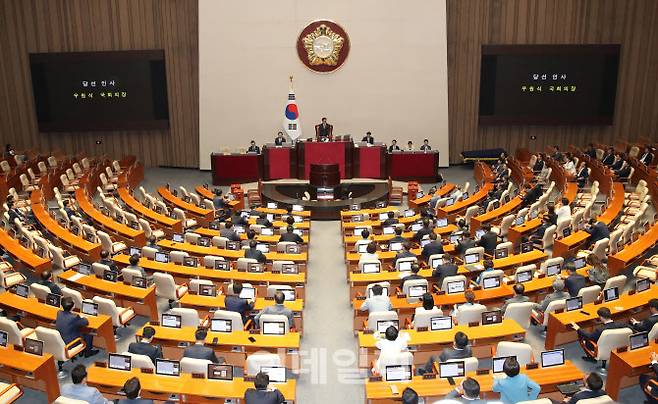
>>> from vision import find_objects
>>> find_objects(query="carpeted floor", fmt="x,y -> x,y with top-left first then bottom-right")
13,165 -> 645,403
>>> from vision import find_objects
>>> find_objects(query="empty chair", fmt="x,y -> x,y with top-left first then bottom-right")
536,225 -> 556,251
92,263 -> 112,278
578,285 -> 602,305
577,396 -> 615,404
555,218 -> 571,238
503,302 -> 534,328
99,173 -> 116,192
173,208 -> 197,229
463,206 -> 480,225
495,242 -> 513,257
395,256 -> 418,271
169,250 -> 190,265
122,352 -> 155,370
165,308 -> 204,328
375,351 -> 413,376
276,241 -> 297,253
139,219 -> 165,240
184,232 -> 201,245
495,341 -> 534,367
212,309 -> 246,331
402,278 -> 428,299
49,245 -> 81,270
180,357 -> 213,376
92,296 -> 136,328
478,269 -> 504,286
455,304 -> 487,325
141,246 -> 158,260
0,317 -> 35,347
366,311 -> 399,332
257,314 -> 290,335
463,246 -> 484,262
590,238 -> 609,260
152,272 -> 188,307
211,236 -> 229,248
603,275 -> 627,292
30,283 -> 51,301
539,257 -> 564,275
441,275 -> 468,292
19,174 -> 37,192
541,299 -> 566,327
0,382 -> 22,403
0,264 -> 26,289
358,259 -> 382,274
59,175 -> 78,193
413,307 -> 444,330
47,156 -> 57,168
237,257 -> 259,271
648,322 -> 658,341
97,230 -> 127,255
203,255 -> 226,269
245,353 -> 282,376
34,327 -> 86,378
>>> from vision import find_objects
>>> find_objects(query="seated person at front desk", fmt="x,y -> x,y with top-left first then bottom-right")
38,270 -> 62,296
119,377 -> 153,404
388,139 -> 400,152
420,139 -> 432,151
280,225 -> 303,243
382,212 -> 399,227
419,331 -> 472,375
225,281 -> 255,323
361,131 -> 374,144
501,283 -> 530,315
274,131 -> 287,146
183,328 -> 223,364
255,291 -> 294,329
61,364 -> 111,404
631,298 -> 658,332
432,254 -> 458,287
315,117 -> 333,142
220,221 -> 241,242
445,377 -> 486,403
128,326 -> 162,365
421,232 -> 444,260
563,373 -> 606,404
531,279 -> 570,322
213,189 -> 229,210
571,307 -> 630,362
247,140 -> 260,154
393,242 -> 416,266
244,371 -> 286,404
406,141 -> 414,151
245,240 -> 267,263
57,297 -> 99,358
359,284 -> 392,313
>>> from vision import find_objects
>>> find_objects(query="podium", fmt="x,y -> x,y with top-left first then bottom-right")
263,144 -> 296,179
309,163 -> 340,200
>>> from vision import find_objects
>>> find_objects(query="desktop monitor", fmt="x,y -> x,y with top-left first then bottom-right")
285,244 -> 301,254
0,330 -> 7,347
155,252 -> 169,263
155,359 -> 180,376
214,260 -> 230,271
475,229 -> 486,239
133,277 -> 147,288
103,270 -> 118,282
562,227 -> 572,238
462,192 -> 469,199
77,263 -> 92,275
447,281 -> 465,294
515,216 -> 525,226
292,204 -> 303,212
445,198 -> 455,207
108,353 -> 132,371
573,257 -> 586,269
352,215 -> 364,223
629,332 -> 649,350
24,339 -> 43,356
239,287 -> 256,300
389,242 -> 403,252
495,249 -> 509,259
281,264 -> 298,274
14,284 -> 29,298
436,218 -> 448,227
362,262 -> 381,274
262,321 -> 286,335
430,316 -> 453,331
45,293 -> 61,308
603,287 -> 619,302
161,314 -> 182,329
481,310 -> 503,325
541,349 -> 565,368
198,237 -> 210,247
636,278 -> 651,293
430,257 -> 443,268
411,223 -> 423,232
482,277 -> 501,290
516,270 -> 533,283
520,242 -> 533,253
376,320 -> 399,334
129,247 -> 140,257
420,239 -> 431,247
357,244 -> 369,253
199,284 -> 216,297
464,253 -> 479,265
382,226 -> 395,235
375,201 -> 387,208
82,301 -> 99,316
385,365 -> 412,382
266,214 -> 274,222
439,361 -> 465,378
256,244 -> 269,253
260,366 -> 286,383
279,289 -> 296,301
210,319 -> 233,333
379,213 -> 389,221
266,202 -> 278,209
209,222 -> 219,230
208,364 -> 234,381
247,263 -> 264,273
261,228 -> 274,236
404,210 -> 415,218
408,285 -> 427,298
183,257 -> 197,267
450,235 -> 462,245
546,264 -> 561,277
293,216 -> 303,223
493,356 -> 516,373
398,261 -> 412,272
172,233 -> 184,243
566,296 -> 583,312
226,241 -> 240,251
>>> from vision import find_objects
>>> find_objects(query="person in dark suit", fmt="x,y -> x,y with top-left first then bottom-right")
255,213 -> 273,228
640,146 -> 654,166
521,184 -> 543,208
421,233 -> 444,260
274,132 -> 286,146
128,326 -> 162,365
361,131 -> 374,144
37,270 -> 62,296
585,143 -> 598,159
584,219 -> 610,246
576,162 -> 589,188
56,297 -> 98,357
230,211 -> 249,227
616,162 -> 632,179
401,264 -> 423,291
401,387 -> 419,404
247,140 -> 260,154
631,298 -> 658,332
146,236 -> 162,252
563,372 -> 606,404
98,250 -> 119,273
477,224 -> 498,255
225,281 -> 255,323
244,371 -> 285,404
393,242 -> 416,266
183,328 -> 222,363
388,140 -> 400,153
532,154 -> 545,172
389,227 -> 407,244
455,235 -> 476,256
245,240 -> 267,263
220,221 -> 241,242
382,211 -> 399,227
316,117 -> 332,141
564,261 -> 586,297
601,147 -> 616,166
212,189 -> 228,210
432,254 -> 458,287
573,307 -> 630,361
279,226 -> 303,243
118,377 -> 153,404
420,139 -> 431,151
421,331 -> 472,374
640,351 -> 658,404
445,377 -> 486,403
413,218 -> 433,242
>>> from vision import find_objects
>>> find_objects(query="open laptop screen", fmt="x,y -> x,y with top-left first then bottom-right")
385,365 -> 412,382
541,349 -> 565,368
155,359 -> 180,376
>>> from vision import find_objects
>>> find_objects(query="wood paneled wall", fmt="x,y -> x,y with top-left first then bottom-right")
0,0 -> 198,168
446,0 -> 658,163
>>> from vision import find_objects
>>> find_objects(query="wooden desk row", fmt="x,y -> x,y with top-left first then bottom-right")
470,195 -> 522,234
194,227 -> 310,245
407,183 -> 456,210
437,183 -> 494,221
157,186 -> 214,227
606,340 -> 657,400
342,225 -> 457,249
117,187 -> 183,235
0,345 -> 60,402
157,239 -> 308,263
608,220 -> 658,276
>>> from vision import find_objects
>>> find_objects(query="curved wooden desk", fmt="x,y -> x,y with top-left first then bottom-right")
117,187 -> 183,235
157,240 -> 308,262
437,183 -> 493,221
471,195 -> 523,234
408,183 -> 457,210
0,345 -> 59,402
0,228 -> 50,274
157,186 -> 214,226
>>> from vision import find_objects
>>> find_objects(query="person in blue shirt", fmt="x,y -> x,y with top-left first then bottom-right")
60,364 -> 111,404
492,357 -> 540,403
476,259 -> 495,285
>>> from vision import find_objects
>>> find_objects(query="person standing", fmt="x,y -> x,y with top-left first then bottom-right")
274,132 -> 287,146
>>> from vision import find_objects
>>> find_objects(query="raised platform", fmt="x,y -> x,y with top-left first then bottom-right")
260,179 -> 389,220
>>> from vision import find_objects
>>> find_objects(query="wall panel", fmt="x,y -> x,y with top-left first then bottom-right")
0,0 -> 198,167
447,0 -> 658,163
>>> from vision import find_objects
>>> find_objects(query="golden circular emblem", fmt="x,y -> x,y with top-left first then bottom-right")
297,20 -> 350,73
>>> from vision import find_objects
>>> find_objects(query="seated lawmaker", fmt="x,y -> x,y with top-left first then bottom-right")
247,140 -> 260,154
445,378 -> 484,403
492,357 -> 540,403
128,326 -> 162,365
562,373 -> 606,404
57,297 -> 98,358
361,131 -> 374,144
183,328 -> 222,363
99,250 -> 119,273
274,131 -> 287,146
382,211 -> 399,227
631,298 -> 658,332
225,281 -> 255,323
421,331 -> 472,374
639,145 -> 654,166
37,270 -> 61,296
255,291 -> 294,329
406,141 -> 414,151
255,212 -> 273,227
61,365 -> 111,404
126,254 -> 151,283
476,223 -> 498,255
401,263 -> 423,290
501,283 -> 530,315
389,227 -> 407,244
640,352 -> 658,404
279,225 -> 304,243
420,139 -> 431,151
244,372 -> 286,404
393,242 -> 416,266
421,232 -> 443,260
564,261 -> 586,297
245,239 -> 267,263
388,139 -> 400,152
431,254 -> 458,287
316,117 -> 332,141
359,284 -> 391,313
118,377 -> 153,404
584,218 -> 610,245
533,279 -> 569,314
212,189 -> 228,210
358,242 -> 379,262
412,218 -> 433,242
572,307 -> 630,361
220,221 -> 241,242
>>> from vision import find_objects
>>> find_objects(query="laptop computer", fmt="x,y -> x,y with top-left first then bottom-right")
385,365 -> 412,382
482,276 -> 501,290
376,320 -> 399,334
439,361 -> 465,378
481,310 -> 502,325
565,296 -> 583,312
629,332 -> 649,350
108,353 -> 132,371
492,356 -> 516,373
82,301 -> 99,316
208,364 -> 234,381
446,280 -> 465,294
430,316 -> 453,331
541,349 -> 565,368
260,366 -> 286,383
161,314 -> 182,329
603,287 -> 619,302
210,319 -> 233,333
262,321 -> 286,335
463,253 -> 484,271
155,359 -> 180,376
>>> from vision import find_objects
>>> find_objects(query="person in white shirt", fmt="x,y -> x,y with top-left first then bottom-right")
563,156 -> 576,176
412,293 -> 442,328
359,284 -> 391,313
556,197 -> 572,223
374,325 -> 410,374
358,242 -> 379,263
